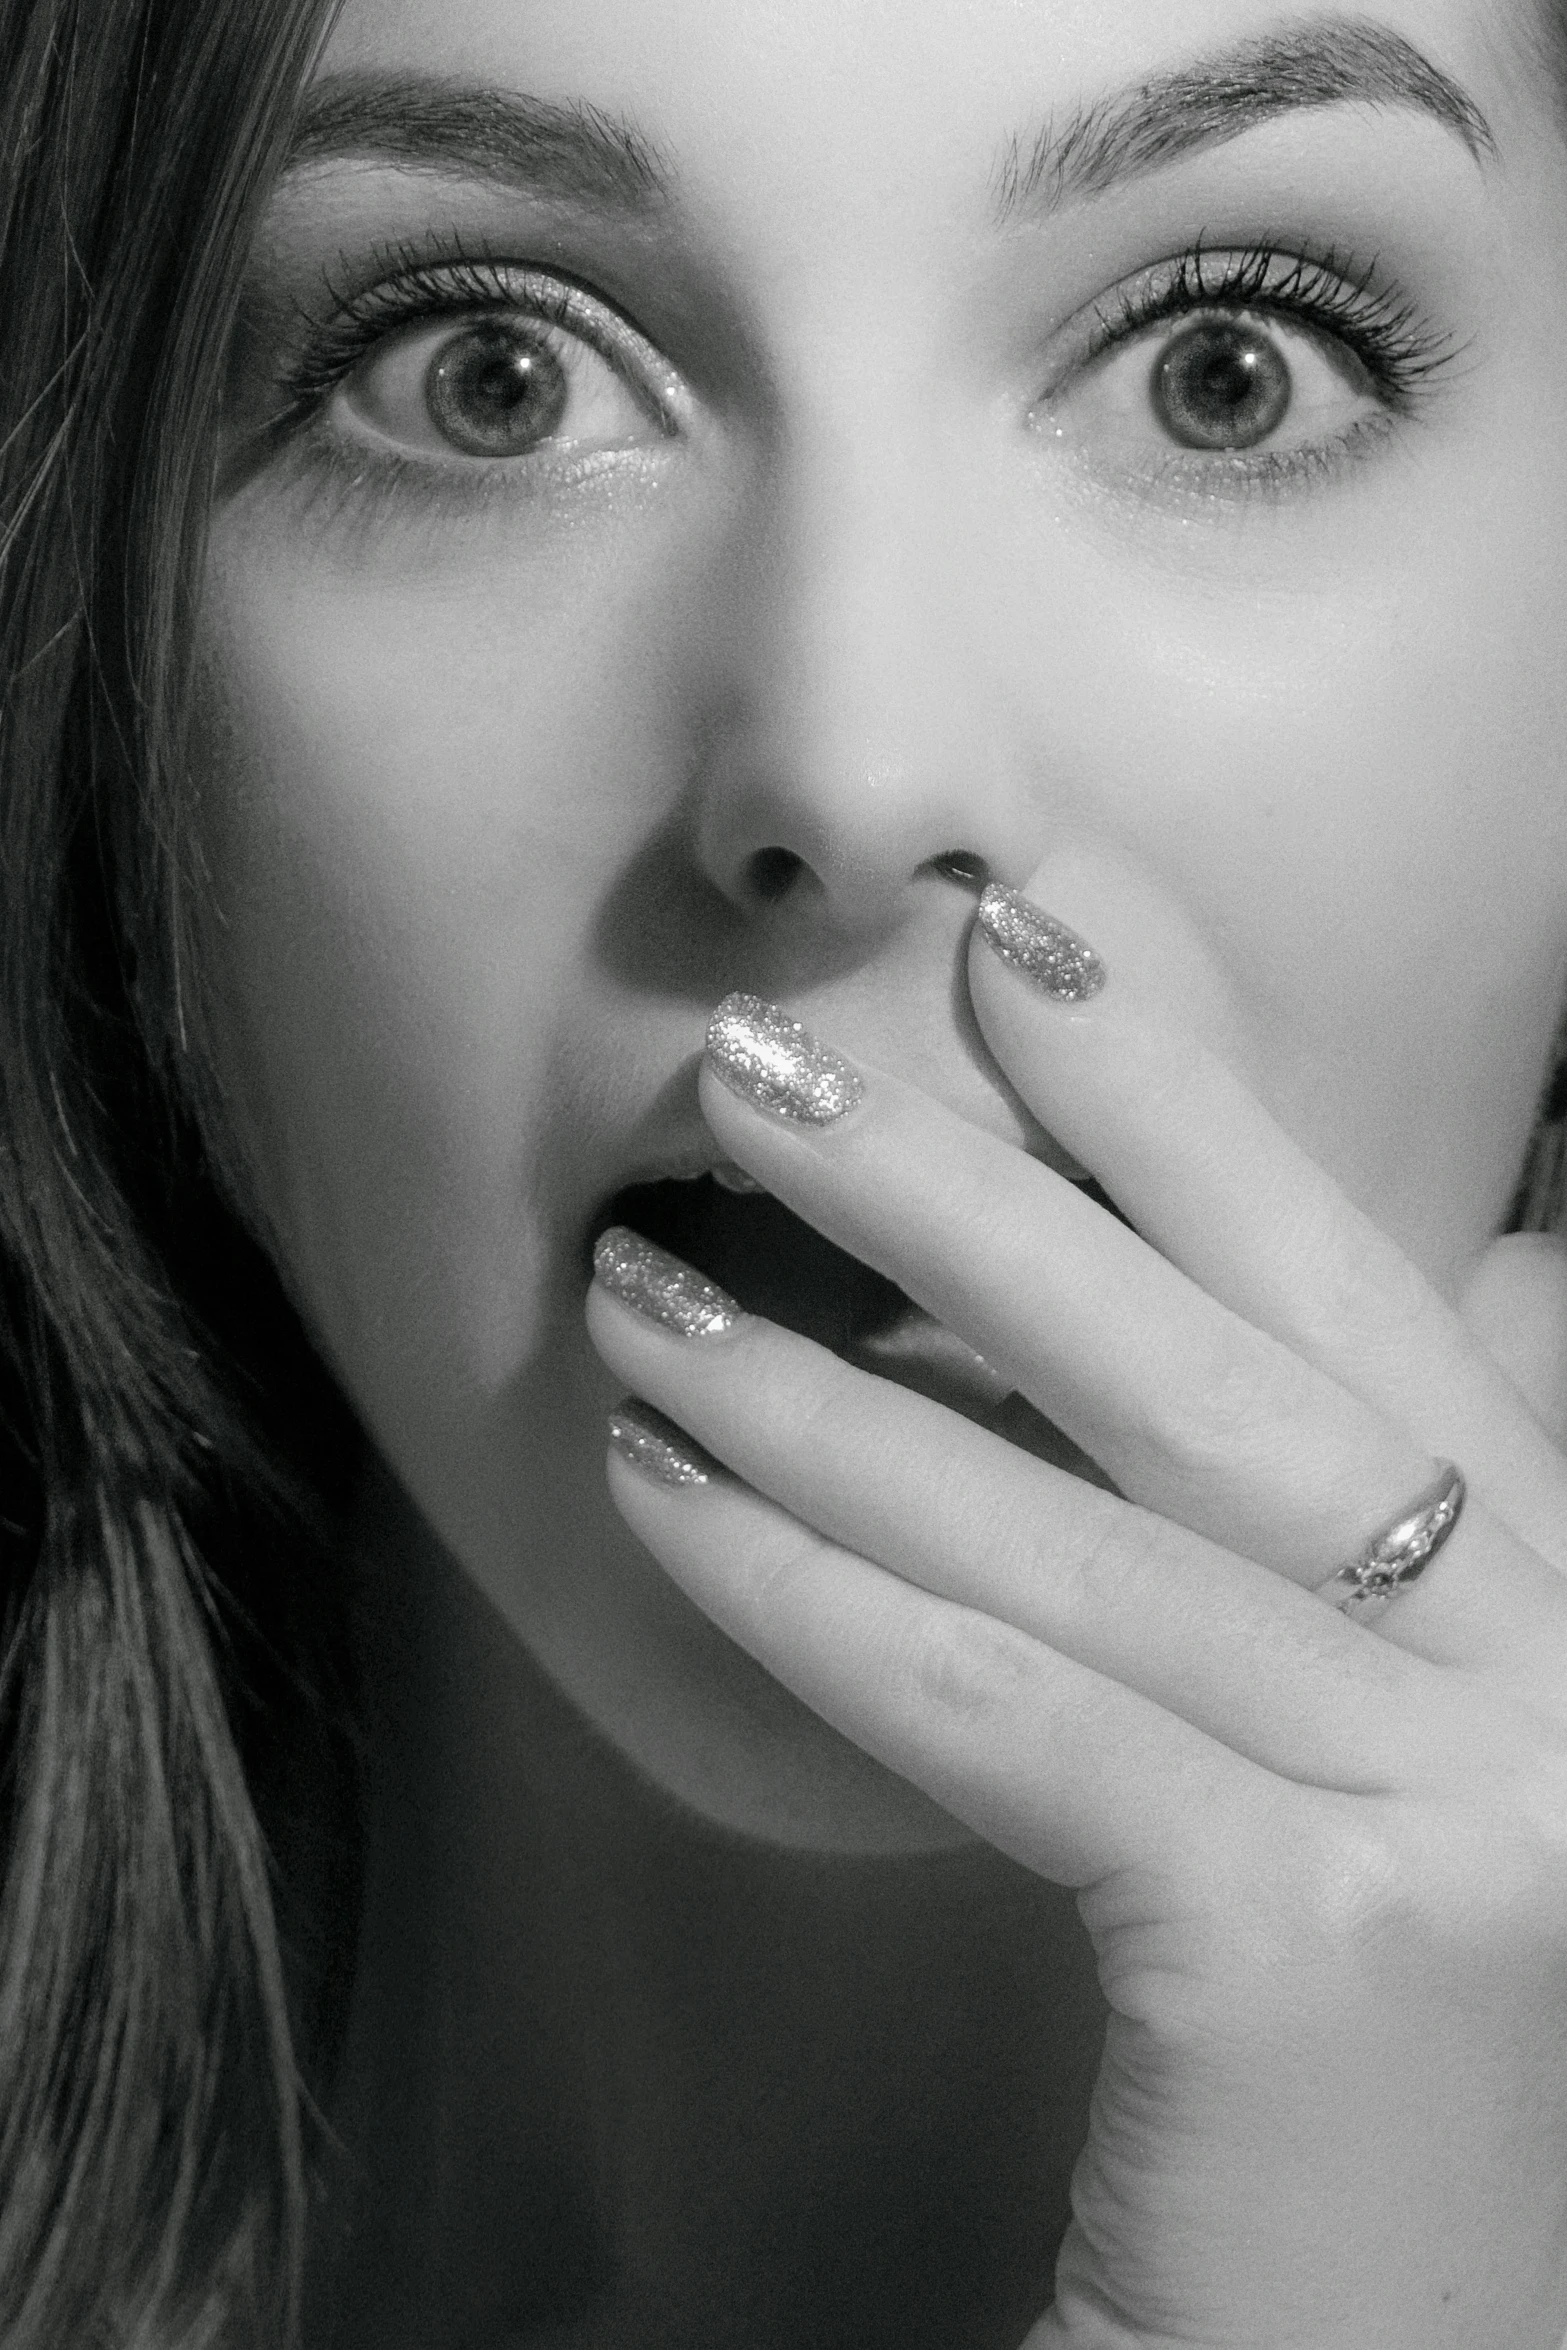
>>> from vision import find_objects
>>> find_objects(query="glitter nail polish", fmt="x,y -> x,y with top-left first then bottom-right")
975,885 -> 1107,1002
607,1398 -> 719,1487
704,993 -> 865,1124
594,1226 -> 744,1339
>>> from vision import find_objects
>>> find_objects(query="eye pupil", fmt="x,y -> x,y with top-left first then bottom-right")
425,322 -> 568,456
1152,319 -> 1291,450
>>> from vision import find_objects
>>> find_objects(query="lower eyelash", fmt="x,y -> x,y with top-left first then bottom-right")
267,403 -> 644,537
1129,410 -> 1400,508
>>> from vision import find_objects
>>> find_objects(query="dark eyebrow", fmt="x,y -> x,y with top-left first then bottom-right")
284,73 -> 671,212
993,15 -> 1496,222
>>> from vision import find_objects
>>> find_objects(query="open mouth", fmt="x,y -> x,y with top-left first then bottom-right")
589,1172 -> 1114,1477
594,1172 -> 909,1355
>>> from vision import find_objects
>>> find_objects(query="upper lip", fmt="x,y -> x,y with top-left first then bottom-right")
581,957 -> 1090,1247
592,1068 -> 1081,1228
604,1124 -> 755,1199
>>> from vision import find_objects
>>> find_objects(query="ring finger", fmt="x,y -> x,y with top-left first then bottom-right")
590,1240 -> 1515,1773
690,997 -> 1567,1685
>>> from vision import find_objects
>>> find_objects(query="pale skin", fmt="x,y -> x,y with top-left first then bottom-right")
200,0 -> 1567,2341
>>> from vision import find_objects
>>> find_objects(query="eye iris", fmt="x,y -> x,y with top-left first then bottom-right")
425,322 -> 568,456
1151,319 -> 1291,450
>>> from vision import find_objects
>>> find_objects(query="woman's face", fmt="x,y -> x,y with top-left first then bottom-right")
202,0 -> 1567,1843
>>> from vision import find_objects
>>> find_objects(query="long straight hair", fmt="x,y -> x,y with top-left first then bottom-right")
5,0 -> 1567,2345
0,2 -> 360,2343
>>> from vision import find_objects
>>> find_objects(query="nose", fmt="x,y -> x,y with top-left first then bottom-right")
688,421 -> 1039,937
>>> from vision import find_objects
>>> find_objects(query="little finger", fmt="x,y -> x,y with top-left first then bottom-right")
603,1393 -> 1284,1897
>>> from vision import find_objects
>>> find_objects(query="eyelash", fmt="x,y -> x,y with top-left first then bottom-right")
1084,238 -> 1455,410
275,234 -> 671,448
270,231 -> 1453,512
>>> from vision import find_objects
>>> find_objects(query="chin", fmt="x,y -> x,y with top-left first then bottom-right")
531,1163 -> 1108,1855
637,1589 -> 986,1858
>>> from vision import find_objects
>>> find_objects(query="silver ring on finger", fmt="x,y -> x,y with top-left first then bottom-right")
1312,1460 -> 1467,1626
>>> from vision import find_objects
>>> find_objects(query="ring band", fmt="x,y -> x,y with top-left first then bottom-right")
1313,1460 -> 1466,1625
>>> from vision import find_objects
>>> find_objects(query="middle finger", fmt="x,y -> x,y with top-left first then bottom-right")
691,995 -> 1567,1681
587,1239 -> 1463,1786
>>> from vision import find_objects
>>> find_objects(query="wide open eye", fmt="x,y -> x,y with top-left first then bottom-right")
1047,304 -> 1384,474
333,308 -> 665,463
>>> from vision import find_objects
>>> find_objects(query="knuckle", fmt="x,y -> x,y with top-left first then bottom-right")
1145,1341 -> 1310,1492
1208,1808 -> 1426,2004
1517,1742 -> 1567,1854
1481,1743 -> 1567,1926
900,1606 -> 1041,1731
1292,1810 -> 1410,1955
742,1511 -> 842,1615
1296,1200 -> 1433,1360
1282,1773 -> 1567,1993
768,1345 -> 860,1454
1057,1504 -> 1169,1618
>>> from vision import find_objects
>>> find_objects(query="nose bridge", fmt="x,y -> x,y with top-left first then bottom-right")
756,400 -> 987,791
694,385 -> 1012,920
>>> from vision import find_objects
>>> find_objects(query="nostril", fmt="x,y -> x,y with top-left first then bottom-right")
745,846 -> 806,903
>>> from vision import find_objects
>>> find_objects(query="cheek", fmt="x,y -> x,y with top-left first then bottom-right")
998,460 -> 1567,1272
191,506 -> 688,1459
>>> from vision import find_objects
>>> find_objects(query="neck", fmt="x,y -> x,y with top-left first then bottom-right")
307,1461 -> 1102,2350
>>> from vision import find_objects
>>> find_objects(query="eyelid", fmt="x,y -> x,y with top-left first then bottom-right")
283,248 -> 692,437
1027,238 -> 1457,513
1078,297 -> 1376,407
1036,239 -> 1453,412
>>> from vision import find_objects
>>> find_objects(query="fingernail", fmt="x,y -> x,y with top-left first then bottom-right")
594,1226 -> 745,1339
975,886 -> 1106,1002
607,1398 -> 720,1487
704,993 -> 865,1125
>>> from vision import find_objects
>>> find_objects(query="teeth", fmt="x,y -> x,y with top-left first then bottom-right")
618,1158 -> 768,1194
712,1161 -> 766,1194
